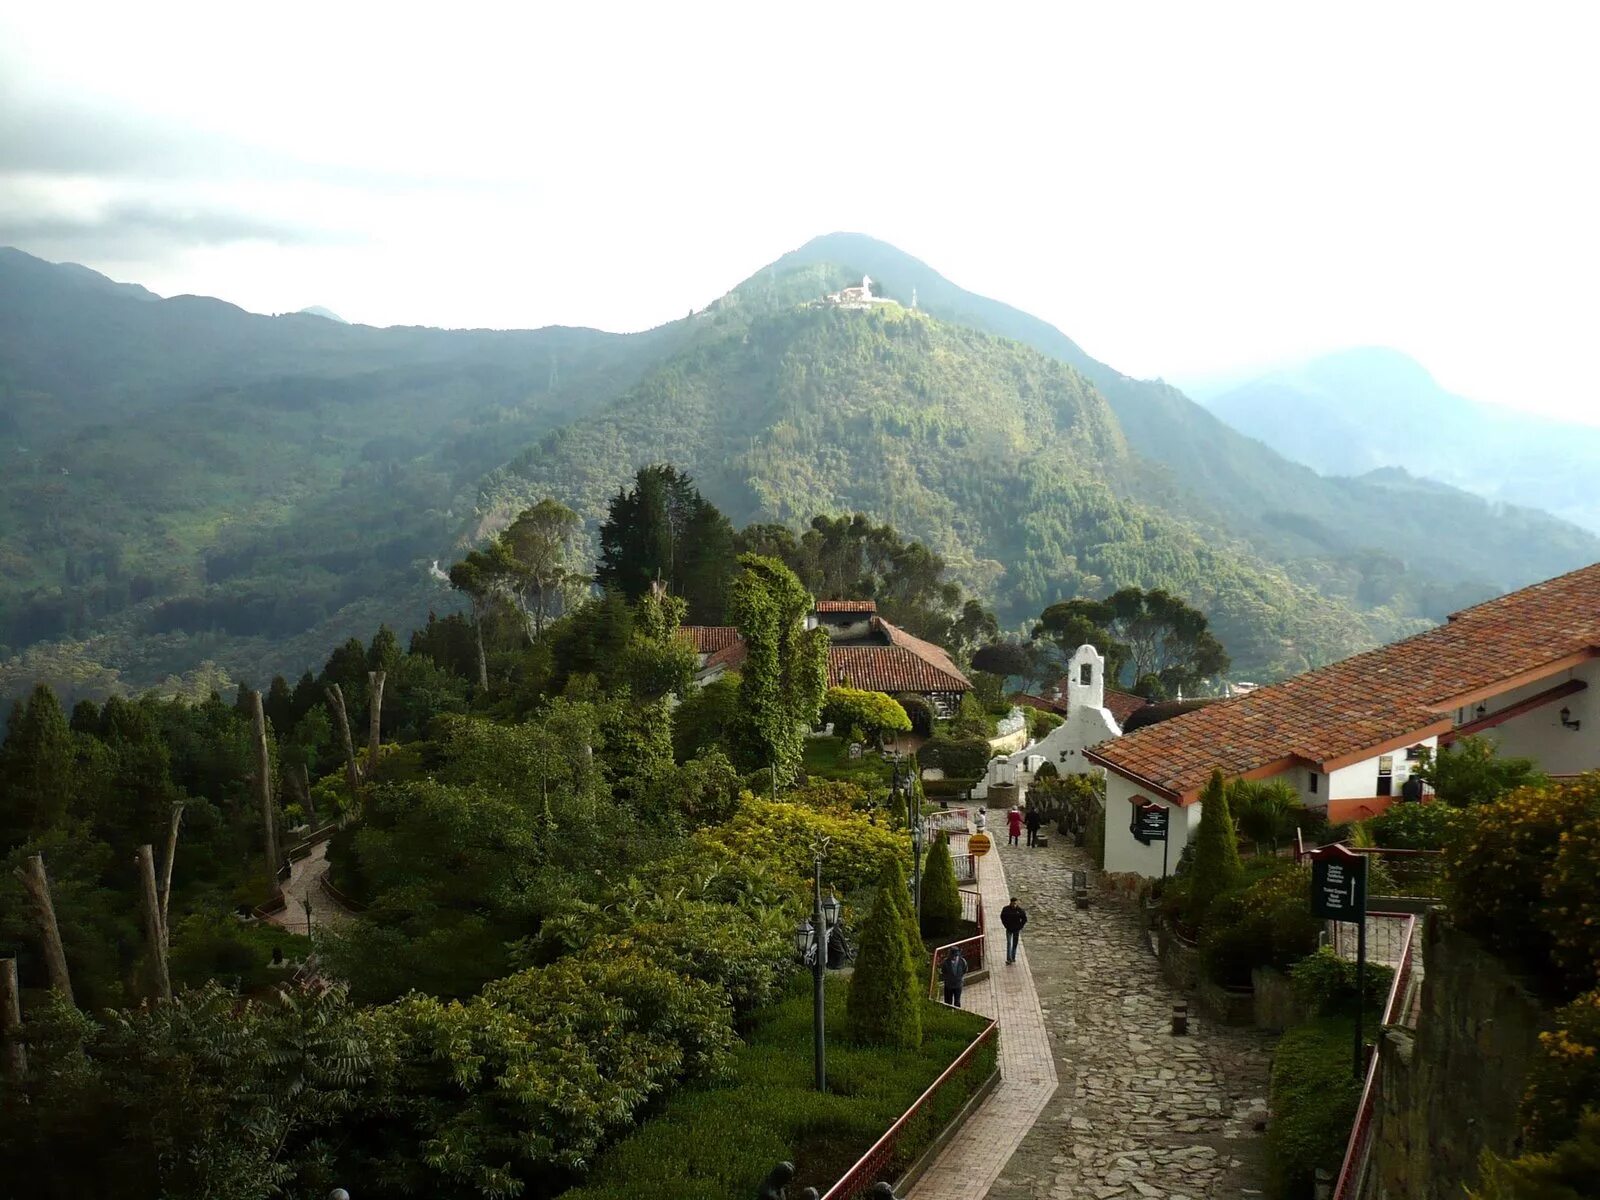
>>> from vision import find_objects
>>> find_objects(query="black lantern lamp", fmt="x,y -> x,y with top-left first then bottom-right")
1561,706 -> 1582,731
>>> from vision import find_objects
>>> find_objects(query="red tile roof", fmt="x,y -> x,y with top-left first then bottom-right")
1086,560 -> 1600,803
1104,689 -> 1149,727
679,625 -> 742,654
703,639 -> 748,674
815,599 -> 877,613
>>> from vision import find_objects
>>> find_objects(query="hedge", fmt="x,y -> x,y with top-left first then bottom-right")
1268,1017 -> 1363,1199
562,975 -> 994,1200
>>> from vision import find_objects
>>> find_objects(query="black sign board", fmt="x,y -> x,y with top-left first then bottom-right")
1131,801 -> 1169,845
1308,846 -> 1368,920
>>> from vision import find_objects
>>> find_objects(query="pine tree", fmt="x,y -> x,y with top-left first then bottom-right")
846,885 -> 923,1049
0,685 -> 77,846
920,831 -> 963,939
1190,768 -> 1245,920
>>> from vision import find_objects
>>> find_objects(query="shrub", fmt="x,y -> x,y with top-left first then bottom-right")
919,832 -> 963,939
919,735 -> 991,779
1289,946 -> 1394,1018
1024,710 -> 1062,739
1189,769 -> 1244,922
693,796 -> 907,895
1471,1110 -> 1600,1200
1268,1018 -> 1364,1199
1032,759 -> 1059,780
786,778 -> 872,812
1367,800 -> 1461,850
922,778 -> 979,800
1199,863 -> 1322,988
1521,988 -> 1600,1152
1230,778 -> 1303,854
1446,777 -> 1600,986
1539,777 -> 1600,996
1417,735 -> 1546,807
950,693 -> 995,739
821,687 -> 911,746
876,854 -> 924,973
846,886 -> 923,1049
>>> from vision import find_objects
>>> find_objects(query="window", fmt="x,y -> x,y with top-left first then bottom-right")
1308,772 -> 1319,794
1079,662 -> 1093,686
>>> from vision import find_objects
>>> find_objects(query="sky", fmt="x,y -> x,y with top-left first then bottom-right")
3,2 -> 1598,422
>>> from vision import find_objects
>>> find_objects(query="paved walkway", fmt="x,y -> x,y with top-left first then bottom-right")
915,833 -> 1273,1200
912,836 -> 1058,1200
266,841 -> 354,935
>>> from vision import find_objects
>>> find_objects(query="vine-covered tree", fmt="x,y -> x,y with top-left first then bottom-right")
1034,587 -> 1229,698
727,554 -> 829,781
597,466 -> 735,623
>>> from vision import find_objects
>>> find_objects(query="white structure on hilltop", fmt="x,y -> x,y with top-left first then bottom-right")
824,275 -> 893,310
974,644 -> 1124,798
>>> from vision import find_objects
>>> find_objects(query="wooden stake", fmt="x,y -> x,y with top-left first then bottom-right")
249,690 -> 280,880
136,845 -> 171,1002
326,684 -> 361,795
1,956 -> 25,1083
159,800 -> 185,937
367,669 -> 386,779
15,855 -> 72,1005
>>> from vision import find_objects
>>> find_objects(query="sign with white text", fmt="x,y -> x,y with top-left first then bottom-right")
1308,845 -> 1368,920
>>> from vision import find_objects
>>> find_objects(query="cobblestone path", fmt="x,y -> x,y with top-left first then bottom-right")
266,841 -> 354,935
981,837 -> 1273,1200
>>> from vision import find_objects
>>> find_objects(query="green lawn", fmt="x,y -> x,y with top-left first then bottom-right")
803,736 -> 897,790
561,973 -> 994,1200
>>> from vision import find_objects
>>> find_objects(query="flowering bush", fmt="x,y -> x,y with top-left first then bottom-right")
1445,775 -> 1600,986
1367,800 -> 1461,850
1539,776 -> 1600,996
1521,988 -> 1600,1152
692,795 -> 907,894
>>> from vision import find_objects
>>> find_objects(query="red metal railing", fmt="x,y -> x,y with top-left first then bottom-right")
819,1019 -> 998,1200
951,852 -> 977,884
1330,912 -> 1419,1200
929,888 -> 986,998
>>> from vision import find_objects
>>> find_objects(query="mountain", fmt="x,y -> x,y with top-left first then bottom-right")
770,236 -> 1599,597
1200,346 -> 1600,534
0,247 -> 691,696
297,305 -> 348,322
2,239 -> 1597,701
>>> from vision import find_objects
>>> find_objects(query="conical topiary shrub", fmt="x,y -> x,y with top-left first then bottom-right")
846,884 -> 924,1048
920,831 -> 963,939
877,854 -> 925,971
1189,767 -> 1245,922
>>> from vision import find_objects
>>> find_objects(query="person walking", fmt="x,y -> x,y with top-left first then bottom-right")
1000,896 -> 1028,964
939,944 -> 968,1007
1025,805 -> 1043,847
1006,806 -> 1023,846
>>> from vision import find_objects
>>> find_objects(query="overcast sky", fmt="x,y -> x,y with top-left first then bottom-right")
3,2 -> 1597,422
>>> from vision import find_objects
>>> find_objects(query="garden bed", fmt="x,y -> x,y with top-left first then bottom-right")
803,737 -> 895,789
560,974 -> 995,1200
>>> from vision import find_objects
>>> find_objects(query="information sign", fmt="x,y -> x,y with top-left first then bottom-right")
968,831 -> 993,858
1308,844 -> 1368,921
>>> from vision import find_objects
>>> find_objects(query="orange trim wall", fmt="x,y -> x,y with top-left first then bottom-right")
1326,796 -> 1397,823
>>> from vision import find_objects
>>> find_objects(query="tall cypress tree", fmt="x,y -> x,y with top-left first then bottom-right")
597,465 -> 735,623
919,831 -> 963,938
877,854 -> 924,970
0,685 -> 77,847
847,885 -> 923,1049
1190,768 -> 1245,920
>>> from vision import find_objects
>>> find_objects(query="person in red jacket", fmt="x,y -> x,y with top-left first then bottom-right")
1006,806 -> 1023,846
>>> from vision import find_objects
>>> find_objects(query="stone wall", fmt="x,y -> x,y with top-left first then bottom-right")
1370,914 -> 1551,1200
1250,966 -> 1304,1032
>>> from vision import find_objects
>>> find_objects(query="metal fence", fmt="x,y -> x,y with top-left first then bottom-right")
1330,913 -> 1421,1200
819,1019 -> 998,1200
951,852 -> 977,884
929,888 -> 987,999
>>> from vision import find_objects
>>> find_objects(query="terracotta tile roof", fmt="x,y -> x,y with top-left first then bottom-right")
1086,560 -> 1600,803
703,639 -> 748,673
1016,693 -> 1067,715
815,599 -> 877,613
1103,689 -> 1150,727
679,625 -> 741,654
684,616 -> 971,695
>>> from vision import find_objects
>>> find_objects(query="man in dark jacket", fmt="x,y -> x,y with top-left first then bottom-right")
1024,806 -> 1043,847
1000,897 -> 1027,964
939,945 -> 968,1007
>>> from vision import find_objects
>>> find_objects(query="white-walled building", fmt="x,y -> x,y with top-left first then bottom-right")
978,646 -> 1124,798
1086,563 -> 1600,878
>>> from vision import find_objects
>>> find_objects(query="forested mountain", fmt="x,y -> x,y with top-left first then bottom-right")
3,239 -> 1597,698
0,247 -> 690,697
1199,346 -> 1600,535
771,236 -> 1600,595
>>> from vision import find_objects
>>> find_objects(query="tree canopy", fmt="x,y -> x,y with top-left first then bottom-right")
1034,587 -> 1230,698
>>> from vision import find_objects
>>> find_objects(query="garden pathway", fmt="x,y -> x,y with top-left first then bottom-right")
913,833 -> 1273,1200
265,841 -> 354,935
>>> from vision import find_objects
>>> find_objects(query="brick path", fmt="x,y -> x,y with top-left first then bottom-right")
914,832 -> 1273,1200
911,835 -> 1058,1200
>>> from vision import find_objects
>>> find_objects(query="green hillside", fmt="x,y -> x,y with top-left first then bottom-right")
483,274 -> 1387,678
771,235 -> 1599,604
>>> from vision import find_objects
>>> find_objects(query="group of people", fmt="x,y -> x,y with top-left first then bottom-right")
938,895 -> 1029,1007
1005,804 -> 1043,847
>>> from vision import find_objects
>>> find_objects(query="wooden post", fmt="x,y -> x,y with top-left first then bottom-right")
159,800 -> 184,936
367,670 -> 386,778
136,845 -> 172,1002
249,690 -> 280,879
326,684 -> 361,795
15,854 -> 72,1004
1,956 -> 25,1083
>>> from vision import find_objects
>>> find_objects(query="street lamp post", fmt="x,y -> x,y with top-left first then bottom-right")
793,849 -> 841,1093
